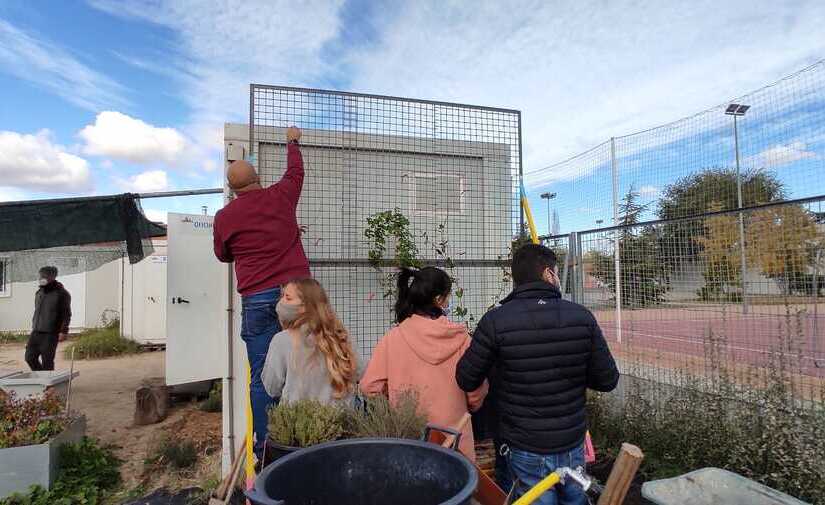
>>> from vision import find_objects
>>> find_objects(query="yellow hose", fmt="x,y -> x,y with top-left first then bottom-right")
512,472 -> 561,505
244,363 -> 255,492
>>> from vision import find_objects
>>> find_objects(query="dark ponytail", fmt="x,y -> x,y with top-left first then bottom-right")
395,267 -> 453,323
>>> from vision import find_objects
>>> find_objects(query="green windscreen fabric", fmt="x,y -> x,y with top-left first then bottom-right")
0,194 -> 166,283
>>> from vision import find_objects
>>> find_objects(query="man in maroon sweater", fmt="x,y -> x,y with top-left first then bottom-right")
213,126 -> 310,456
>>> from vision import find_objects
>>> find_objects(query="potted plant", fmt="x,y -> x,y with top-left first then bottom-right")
0,390 -> 86,499
345,392 -> 428,440
265,393 -> 430,465
266,400 -> 347,462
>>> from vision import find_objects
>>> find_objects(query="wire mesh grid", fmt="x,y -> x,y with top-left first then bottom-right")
250,85 -> 520,357
577,198 -> 824,402
528,61 -> 825,233
533,62 -> 825,405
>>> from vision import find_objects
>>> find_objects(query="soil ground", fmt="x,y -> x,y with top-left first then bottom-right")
0,342 -> 223,501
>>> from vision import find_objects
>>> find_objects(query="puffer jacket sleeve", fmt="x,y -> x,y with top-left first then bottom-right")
456,312 -> 498,392
586,316 -> 620,392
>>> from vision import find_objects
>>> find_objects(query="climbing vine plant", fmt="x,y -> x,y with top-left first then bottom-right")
364,208 -> 421,299
365,208 -> 486,327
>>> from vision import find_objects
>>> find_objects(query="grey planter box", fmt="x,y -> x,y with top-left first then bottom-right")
0,370 -> 79,401
0,415 -> 86,499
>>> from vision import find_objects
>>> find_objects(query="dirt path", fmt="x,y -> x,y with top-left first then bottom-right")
0,343 -> 221,492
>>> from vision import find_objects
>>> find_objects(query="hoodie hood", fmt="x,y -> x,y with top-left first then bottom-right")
397,315 -> 469,365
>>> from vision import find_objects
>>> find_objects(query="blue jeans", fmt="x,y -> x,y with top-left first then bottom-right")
508,444 -> 587,505
241,287 -> 282,455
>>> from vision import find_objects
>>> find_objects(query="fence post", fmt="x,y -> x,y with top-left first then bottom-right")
569,231 -> 579,303
560,237 -> 571,298
733,115 -> 749,315
611,137 -> 622,344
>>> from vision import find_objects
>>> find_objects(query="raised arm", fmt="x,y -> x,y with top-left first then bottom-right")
272,126 -> 304,207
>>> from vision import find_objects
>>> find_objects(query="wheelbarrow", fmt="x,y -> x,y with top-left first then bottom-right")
642,468 -> 811,505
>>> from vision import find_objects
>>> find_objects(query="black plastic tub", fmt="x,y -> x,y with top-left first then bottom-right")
263,440 -> 299,465
246,438 -> 478,505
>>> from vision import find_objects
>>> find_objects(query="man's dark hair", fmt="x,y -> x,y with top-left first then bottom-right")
511,243 -> 557,286
39,266 -> 58,278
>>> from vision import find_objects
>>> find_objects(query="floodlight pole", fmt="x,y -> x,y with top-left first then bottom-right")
611,137 -> 622,344
731,110 -> 749,314
541,192 -> 556,238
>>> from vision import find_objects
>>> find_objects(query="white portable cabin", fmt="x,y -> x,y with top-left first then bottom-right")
0,252 -> 120,334
120,238 -> 167,345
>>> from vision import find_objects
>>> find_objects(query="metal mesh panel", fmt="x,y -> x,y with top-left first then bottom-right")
250,86 -> 520,357
530,61 -> 825,406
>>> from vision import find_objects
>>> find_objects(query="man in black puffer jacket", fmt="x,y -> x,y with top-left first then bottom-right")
457,244 -> 618,505
26,266 -> 71,371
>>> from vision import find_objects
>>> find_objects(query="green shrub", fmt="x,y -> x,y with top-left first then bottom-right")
145,434 -> 198,469
0,437 -> 121,505
346,392 -> 428,440
0,332 -> 29,345
0,390 -> 68,449
63,326 -> 139,360
588,328 -> 825,503
267,400 -> 346,447
199,382 -> 222,413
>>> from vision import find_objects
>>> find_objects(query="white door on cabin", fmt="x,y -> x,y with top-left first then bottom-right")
166,213 -> 226,385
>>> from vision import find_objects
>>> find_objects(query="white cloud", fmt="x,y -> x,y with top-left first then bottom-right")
0,186 -> 28,202
747,141 -> 818,168
344,1 -> 825,179
87,0 -> 825,185
638,185 -> 661,198
142,209 -> 168,224
116,170 -> 169,193
0,19 -> 127,111
202,159 -> 218,172
88,0 -> 343,146
0,130 -> 91,192
79,111 -> 188,164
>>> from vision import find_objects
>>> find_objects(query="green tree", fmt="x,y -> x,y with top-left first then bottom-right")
696,203 -> 822,298
657,168 -> 785,261
592,187 -> 670,307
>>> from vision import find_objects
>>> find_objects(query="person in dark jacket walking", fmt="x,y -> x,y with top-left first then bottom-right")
456,244 -> 619,505
26,266 -> 71,371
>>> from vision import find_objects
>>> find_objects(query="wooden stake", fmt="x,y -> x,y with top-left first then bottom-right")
597,443 -> 644,505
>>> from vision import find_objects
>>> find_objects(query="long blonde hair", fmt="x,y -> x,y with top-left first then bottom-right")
285,278 -> 358,398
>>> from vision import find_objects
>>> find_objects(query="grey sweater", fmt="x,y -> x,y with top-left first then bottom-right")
261,329 -> 363,406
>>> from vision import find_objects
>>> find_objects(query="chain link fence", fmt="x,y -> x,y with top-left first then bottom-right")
249,86 -> 521,357
531,61 -> 825,406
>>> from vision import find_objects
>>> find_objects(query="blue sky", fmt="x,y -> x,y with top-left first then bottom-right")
1,0 -> 824,227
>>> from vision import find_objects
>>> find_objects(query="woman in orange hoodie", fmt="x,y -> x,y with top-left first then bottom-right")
360,267 -> 488,461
